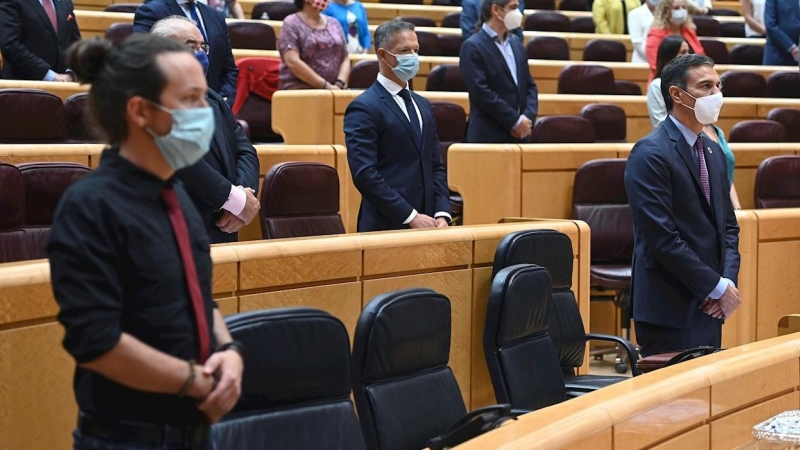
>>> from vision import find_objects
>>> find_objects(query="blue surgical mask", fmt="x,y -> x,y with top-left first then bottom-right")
146,102 -> 214,170
384,50 -> 419,82
195,50 -> 209,75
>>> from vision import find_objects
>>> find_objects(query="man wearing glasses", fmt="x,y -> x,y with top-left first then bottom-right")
151,16 -> 261,244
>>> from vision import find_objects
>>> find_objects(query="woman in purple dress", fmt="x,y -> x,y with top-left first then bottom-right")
278,0 -> 351,90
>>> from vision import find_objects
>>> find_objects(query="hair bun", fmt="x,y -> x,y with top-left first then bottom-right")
67,38 -> 113,84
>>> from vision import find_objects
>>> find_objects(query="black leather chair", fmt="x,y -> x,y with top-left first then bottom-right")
491,230 -> 641,392
485,264 -> 566,411
352,288 -> 468,450
214,308 -> 366,450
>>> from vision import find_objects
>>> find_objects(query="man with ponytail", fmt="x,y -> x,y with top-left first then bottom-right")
48,34 -> 243,449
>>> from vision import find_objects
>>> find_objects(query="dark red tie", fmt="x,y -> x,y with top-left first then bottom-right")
42,0 -> 58,33
161,187 -> 211,362
695,135 -> 711,205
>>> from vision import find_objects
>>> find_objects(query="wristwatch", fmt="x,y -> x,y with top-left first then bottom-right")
218,340 -> 246,361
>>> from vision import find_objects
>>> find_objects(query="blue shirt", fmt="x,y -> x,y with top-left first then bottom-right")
667,115 -> 733,300
461,0 -> 524,40
324,1 -> 370,51
481,23 -> 518,86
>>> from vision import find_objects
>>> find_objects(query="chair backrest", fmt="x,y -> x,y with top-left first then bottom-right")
397,15 -> 436,27
426,64 -> 466,92
438,34 -> 463,57
416,31 -> 442,56
532,116 -> 595,143
526,36 -> 569,60
235,94 -> 281,143
348,60 -> 380,89
0,89 -> 66,144
491,229 -> 589,374
228,22 -> 276,50
527,0 -> 555,8
708,8 -> 740,16
767,72 -> 800,99
570,16 -> 595,33
430,101 -> 467,166
0,163 -> 27,264
571,159 -> 633,263
719,71 -> 767,97
754,156 -> 800,209
441,12 -> 460,28
558,0 -> 589,10
582,39 -> 626,62
18,162 -> 91,229
213,308 -> 366,450
352,288 -> 467,450
484,264 -> 566,410
64,93 -> 97,143
729,44 -> 763,65
251,1 -> 298,19
728,120 -> 787,143
104,22 -> 134,46
580,103 -> 626,143
720,22 -> 745,38
259,162 -> 344,239
524,12 -> 570,32
103,3 -> 139,12
767,108 -> 800,142
693,16 -> 721,36
614,80 -> 642,96
700,38 -> 729,64
557,65 -> 616,95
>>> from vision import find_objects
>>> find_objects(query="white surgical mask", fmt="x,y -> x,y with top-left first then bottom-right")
680,90 -> 724,125
670,8 -> 688,25
502,8 -> 523,30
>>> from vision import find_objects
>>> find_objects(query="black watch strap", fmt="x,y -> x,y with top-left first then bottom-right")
218,340 -> 246,361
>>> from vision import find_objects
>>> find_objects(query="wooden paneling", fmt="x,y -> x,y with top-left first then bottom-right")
215,296 -> 239,316
709,391 -> 800,450
756,240 -> 800,340
649,425 -> 710,450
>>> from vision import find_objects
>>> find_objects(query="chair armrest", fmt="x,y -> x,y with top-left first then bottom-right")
585,332 -> 641,376
509,408 -> 531,417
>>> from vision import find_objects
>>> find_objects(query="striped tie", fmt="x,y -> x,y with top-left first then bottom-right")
695,135 -> 711,205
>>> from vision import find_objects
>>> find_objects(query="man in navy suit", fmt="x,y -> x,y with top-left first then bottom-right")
763,0 -> 800,66
344,20 -> 451,233
625,54 -> 741,357
459,0 -> 538,144
134,0 -> 238,106
151,16 -> 260,244
0,0 -> 82,80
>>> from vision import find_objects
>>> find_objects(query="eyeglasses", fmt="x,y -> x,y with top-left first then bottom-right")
184,38 -> 210,55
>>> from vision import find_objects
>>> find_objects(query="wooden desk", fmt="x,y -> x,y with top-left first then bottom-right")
271,91 -> 797,146
0,221 -> 590,449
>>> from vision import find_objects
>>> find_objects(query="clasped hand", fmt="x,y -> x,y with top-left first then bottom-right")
193,350 -> 244,424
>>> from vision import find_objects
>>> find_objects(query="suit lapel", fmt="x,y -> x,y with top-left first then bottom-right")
27,0 -> 57,37
703,138 -> 726,232
480,31 -> 516,87
168,0 -> 188,17
664,119 -> 714,218
373,81 -> 421,154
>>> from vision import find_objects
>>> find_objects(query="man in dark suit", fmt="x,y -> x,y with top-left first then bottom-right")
0,0 -> 81,81
135,0 -> 238,106
763,0 -> 800,66
344,20 -> 451,233
459,0 -> 538,144
152,16 -> 259,243
625,54 -> 741,357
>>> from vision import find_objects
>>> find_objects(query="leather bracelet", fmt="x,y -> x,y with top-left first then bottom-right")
218,340 -> 246,361
334,78 -> 345,89
322,80 -> 328,89
177,360 -> 196,398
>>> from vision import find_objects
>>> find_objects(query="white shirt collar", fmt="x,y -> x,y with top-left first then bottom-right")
377,73 -> 407,96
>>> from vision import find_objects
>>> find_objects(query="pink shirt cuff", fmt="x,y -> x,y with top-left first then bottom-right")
222,185 -> 246,216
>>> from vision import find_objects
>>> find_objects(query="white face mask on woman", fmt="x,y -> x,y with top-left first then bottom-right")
670,8 -> 688,25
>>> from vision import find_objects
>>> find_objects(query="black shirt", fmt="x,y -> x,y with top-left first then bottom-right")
47,148 -> 217,426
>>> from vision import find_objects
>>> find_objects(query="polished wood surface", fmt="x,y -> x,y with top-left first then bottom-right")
0,221 -> 589,449
455,333 -> 800,450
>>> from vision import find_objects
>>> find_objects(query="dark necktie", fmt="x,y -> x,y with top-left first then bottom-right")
161,187 -> 212,362
42,0 -> 58,33
621,0 -> 629,35
185,1 -> 209,43
397,89 -> 422,147
695,135 -> 711,205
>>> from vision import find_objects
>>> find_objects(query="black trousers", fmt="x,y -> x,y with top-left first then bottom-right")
635,312 -> 722,357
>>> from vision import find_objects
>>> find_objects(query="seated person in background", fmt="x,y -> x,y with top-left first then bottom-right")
628,0 -> 657,64
152,16 -> 261,243
134,0 -> 239,106
592,0 -> 641,35
324,0 -> 370,54
0,0 -> 82,81
646,0 -> 705,82
461,0 -> 523,40
198,0 -> 244,19
690,0 -> 711,14
741,0 -> 765,38
279,0 -> 350,89
763,0 -> 800,66
647,36 -> 740,208
460,0 -> 538,144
